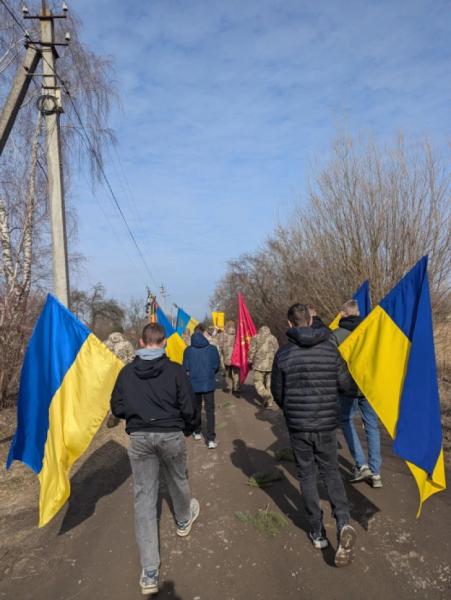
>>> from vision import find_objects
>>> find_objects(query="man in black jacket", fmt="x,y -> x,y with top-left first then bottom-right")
111,323 -> 199,596
271,303 -> 357,567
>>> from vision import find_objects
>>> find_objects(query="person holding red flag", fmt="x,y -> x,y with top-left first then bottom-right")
230,293 -> 257,390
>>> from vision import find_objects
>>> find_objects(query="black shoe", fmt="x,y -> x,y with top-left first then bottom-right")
233,391 -> 241,399
335,524 -> 356,567
222,387 -> 230,394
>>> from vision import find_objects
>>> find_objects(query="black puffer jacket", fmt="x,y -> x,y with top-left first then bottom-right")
271,326 -> 356,432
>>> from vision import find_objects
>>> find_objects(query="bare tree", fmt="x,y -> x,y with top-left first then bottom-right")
212,134 -> 450,341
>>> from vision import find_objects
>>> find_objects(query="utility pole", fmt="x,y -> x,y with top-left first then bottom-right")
36,1 -> 70,307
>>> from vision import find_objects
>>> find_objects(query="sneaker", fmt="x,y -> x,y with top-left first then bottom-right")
350,464 -> 372,482
335,524 -> 356,567
192,433 -> 202,441
207,440 -> 218,449
222,387 -> 230,394
309,531 -> 328,549
370,474 -> 383,488
176,498 -> 200,537
233,391 -> 241,399
139,568 -> 159,595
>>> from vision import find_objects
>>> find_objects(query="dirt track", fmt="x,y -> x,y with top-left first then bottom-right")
1,383 -> 450,600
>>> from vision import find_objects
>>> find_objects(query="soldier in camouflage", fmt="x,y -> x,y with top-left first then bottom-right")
220,321 -> 240,398
248,325 -> 279,407
104,332 -> 135,428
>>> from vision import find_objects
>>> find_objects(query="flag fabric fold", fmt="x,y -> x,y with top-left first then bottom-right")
156,306 -> 186,364
6,294 -> 123,527
230,293 -> 257,384
329,280 -> 371,329
339,257 -> 446,514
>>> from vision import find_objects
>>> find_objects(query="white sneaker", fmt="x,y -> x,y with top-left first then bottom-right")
176,498 -> 200,537
207,440 -> 218,449
193,433 -> 202,441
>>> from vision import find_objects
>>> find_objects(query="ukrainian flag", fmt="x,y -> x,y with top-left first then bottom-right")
329,280 -> 371,329
339,257 -> 446,514
175,306 -> 198,336
6,295 -> 123,527
156,306 -> 186,364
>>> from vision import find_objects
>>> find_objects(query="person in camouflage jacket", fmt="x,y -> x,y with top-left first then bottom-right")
219,322 -> 240,397
248,325 -> 279,407
104,332 -> 135,427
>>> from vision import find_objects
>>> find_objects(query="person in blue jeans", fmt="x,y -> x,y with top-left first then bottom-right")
183,323 -> 220,449
333,299 -> 383,488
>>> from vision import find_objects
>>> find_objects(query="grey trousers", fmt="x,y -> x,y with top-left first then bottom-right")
128,431 -> 192,570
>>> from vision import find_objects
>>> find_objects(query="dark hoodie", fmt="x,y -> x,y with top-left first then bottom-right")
110,355 -> 196,434
271,326 -> 356,432
183,332 -> 220,393
333,315 -> 362,346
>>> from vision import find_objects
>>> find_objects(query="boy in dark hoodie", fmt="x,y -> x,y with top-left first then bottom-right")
111,323 -> 199,596
333,299 -> 383,488
183,323 -> 220,448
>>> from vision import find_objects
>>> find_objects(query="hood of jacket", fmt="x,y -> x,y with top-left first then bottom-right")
133,355 -> 168,380
286,326 -> 331,348
338,315 -> 362,332
190,331 -> 209,348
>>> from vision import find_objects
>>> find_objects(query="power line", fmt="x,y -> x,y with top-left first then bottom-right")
0,0 -> 27,33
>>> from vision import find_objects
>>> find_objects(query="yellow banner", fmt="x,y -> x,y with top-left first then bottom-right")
212,311 -> 225,329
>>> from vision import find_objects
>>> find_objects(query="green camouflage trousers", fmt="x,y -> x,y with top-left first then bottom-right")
253,370 -> 273,406
224,365 -> 240,392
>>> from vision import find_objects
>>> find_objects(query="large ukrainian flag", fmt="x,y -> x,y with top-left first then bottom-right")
339,257 -> 446,514
6,295 -> 123,527
156,306 -> 186,364
330,280 -> 371,329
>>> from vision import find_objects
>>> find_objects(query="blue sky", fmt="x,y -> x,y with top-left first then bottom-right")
70,0 -> 450,318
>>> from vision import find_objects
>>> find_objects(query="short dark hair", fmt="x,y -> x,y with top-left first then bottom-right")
287,303 -> 310,327
141,323 -> 166,345
194,323 -> 206,333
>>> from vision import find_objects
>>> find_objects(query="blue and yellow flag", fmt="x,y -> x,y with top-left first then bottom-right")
330,280 -> 371,329
6,295 -> 123,527
156,306 -> 186,364
339,257 -> 446,514
175,306 -> 198,336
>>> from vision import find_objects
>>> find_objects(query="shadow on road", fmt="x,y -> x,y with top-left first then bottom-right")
59,440 -> 131,535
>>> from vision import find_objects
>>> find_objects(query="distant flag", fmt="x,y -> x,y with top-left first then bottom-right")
156,306 -> 186,364
6,295 -> 123,527
329,280 -> 371,329
231,293 -> 257,384
175,306 -> 198,336
339,257 -> 446,515
212,311 -> 225,329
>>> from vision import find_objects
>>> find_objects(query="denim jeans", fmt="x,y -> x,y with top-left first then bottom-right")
194,391 -> 216,441
340,396 -> 382,475
128,431 -> 192,570
290,430 -> 350,534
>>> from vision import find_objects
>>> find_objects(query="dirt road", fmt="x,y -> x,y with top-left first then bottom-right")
1,384 -> 450,600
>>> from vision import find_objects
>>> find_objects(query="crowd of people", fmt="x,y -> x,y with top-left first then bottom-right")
107,298 -> 382,595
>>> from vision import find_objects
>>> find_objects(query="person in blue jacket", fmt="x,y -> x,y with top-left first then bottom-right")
183,323 -> 220,449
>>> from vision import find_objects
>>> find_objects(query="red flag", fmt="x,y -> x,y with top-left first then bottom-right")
231,293 -> 257,384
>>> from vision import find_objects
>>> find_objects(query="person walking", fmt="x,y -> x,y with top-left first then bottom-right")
271,303 -> 357,567
220,320 -> 241,398
333,299 -> 383,488
248,325 -> 279,407
183,323 -> 220,449
111,323 -> 200,595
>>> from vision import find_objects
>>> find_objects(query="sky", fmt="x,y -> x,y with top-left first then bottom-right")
68,0 -> 450,318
